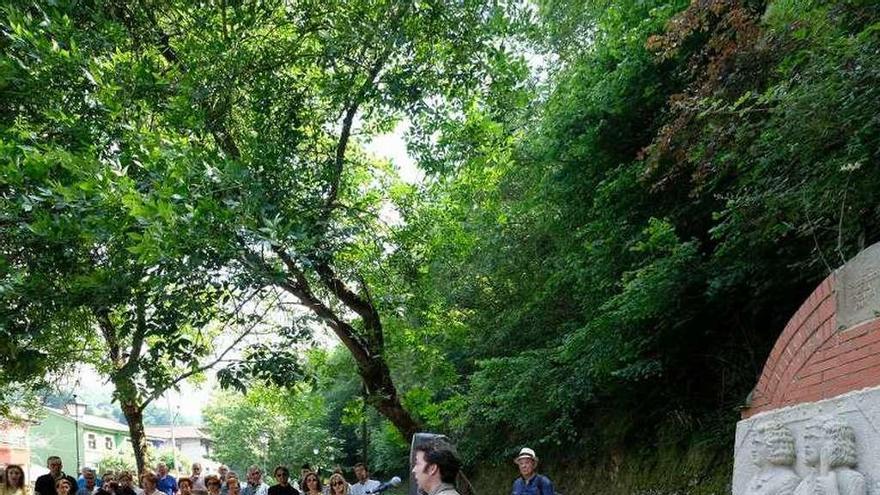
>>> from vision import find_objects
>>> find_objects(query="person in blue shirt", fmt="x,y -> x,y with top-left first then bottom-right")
155,463 -> 178,495
75,469 -> 97,495
511,448 -> 555,495
77,468 -> 103,492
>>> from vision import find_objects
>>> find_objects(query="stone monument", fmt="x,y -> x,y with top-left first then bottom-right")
734,243 -> 880,495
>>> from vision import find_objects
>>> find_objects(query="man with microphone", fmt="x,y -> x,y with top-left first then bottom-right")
411,438 -> 461,495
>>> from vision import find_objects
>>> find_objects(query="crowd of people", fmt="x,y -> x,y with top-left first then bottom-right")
0,456 -> 396,495
0,440 -> 556,495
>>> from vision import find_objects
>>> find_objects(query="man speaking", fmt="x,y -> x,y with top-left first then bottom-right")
411,437 -> 461,495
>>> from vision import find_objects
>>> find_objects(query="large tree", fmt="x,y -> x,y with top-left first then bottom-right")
0,3 -> 280,473
1,0 -> 524,444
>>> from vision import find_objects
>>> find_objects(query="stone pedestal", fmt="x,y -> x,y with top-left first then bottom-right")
734,242 -> 880,495
734,387 -> 880,495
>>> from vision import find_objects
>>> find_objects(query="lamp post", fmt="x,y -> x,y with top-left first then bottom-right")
65,395 -> 87,473
168,396 -> 179,473
259,432 -> 270,471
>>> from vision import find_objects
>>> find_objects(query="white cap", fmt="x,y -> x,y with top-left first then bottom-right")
514,447 -> 537,462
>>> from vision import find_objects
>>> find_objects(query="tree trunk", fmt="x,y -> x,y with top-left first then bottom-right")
270,249 -> 423,441
122,401 -> 150,477
113,371 -> 150,477
360,359 -> 421,442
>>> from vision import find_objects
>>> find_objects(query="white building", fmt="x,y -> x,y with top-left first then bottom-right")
144,426 -> 215,470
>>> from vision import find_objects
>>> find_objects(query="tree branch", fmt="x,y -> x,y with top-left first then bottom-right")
313,261 -> 384,349
313,262 -> 375,322
323,2 -> 411,216
124,291 -> 147,374
139,289 -> 277,409
260,244 -> 374,363
94,308 -> 120,364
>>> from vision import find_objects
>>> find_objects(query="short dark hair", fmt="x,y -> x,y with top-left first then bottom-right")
415,438 -> 461,484
353,463 -> 366,471
274,466 -> 289,477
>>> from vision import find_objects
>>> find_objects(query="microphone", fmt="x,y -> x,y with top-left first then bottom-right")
365,477 -> 402,494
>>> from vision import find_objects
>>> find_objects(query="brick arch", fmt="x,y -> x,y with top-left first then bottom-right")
742,273 -> 880,418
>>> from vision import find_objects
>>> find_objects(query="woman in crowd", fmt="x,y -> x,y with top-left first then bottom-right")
96,473 -> 116,495
140,473 -> 161,495
326,475 -> 347,495
1,465 -> 30,495
204,476 -> 221,495
178,478 -> 193,495
226,477 -> 240,495
301,473 -> 321,495
116,472 -> 142,495
56,479 -> 73,495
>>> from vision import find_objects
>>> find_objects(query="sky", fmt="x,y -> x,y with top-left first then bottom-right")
364,120 -> 424,185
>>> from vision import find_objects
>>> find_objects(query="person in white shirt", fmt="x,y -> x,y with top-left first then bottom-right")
189,464 -> 206,495
141,473 -> 163,495
1,464 -> 31,495
348,465 -> 379,495
240,467 -> 268,495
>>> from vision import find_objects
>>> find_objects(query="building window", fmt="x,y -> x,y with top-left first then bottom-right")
87,433 -> 96,449
105,436 -> 114,450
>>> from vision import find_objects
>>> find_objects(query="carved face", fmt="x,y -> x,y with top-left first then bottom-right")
750,436 -> 770,467
802,425 -> 821,466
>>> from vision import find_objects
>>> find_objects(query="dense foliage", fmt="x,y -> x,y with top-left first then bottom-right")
396,0 -> 880,464
204,382 -> 343,475
3,0 -> 880,491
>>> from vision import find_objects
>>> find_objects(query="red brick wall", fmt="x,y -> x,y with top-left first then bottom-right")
742,274 -> 880,417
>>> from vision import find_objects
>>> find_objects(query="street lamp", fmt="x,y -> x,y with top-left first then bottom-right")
168,398 -> 180,473
65,395 -> 87,473
259,432 -> 270,471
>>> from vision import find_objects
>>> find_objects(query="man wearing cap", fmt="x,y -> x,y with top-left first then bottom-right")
511,448 -> 555,495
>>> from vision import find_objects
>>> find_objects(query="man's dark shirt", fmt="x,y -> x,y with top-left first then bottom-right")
268,485 -> 300,495
35,473 -> 78,495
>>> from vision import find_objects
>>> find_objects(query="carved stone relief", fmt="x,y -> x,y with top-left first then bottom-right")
793,416 -> 866,495
733,387 -> 880,495
745,421 -> 800,495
